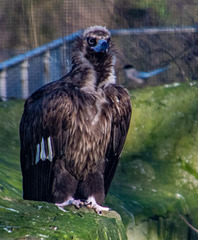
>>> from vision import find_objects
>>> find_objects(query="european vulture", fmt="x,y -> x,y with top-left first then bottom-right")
20,25 -> 132,214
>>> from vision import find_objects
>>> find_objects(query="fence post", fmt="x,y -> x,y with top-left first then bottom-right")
61,43 -> 71,75
0,69 -> 7,101
44,50 -> 50,84
21,60 -> 29,99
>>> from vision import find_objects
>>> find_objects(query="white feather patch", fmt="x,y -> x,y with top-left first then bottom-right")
40,137 -> 46,161
35,137 -> 53,164
47,137 -> 53,162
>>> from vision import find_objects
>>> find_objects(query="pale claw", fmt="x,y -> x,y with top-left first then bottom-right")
71,199 -> 84,209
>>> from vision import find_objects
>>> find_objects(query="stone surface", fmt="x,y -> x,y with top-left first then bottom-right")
0,197 -> 127,240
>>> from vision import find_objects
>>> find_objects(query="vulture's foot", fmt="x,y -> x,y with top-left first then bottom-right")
56,197 -> 110,214
85,197 -> 110,215
56,198 -> 85,210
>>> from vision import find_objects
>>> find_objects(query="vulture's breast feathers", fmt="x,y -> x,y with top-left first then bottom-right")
22,85 -> 112,180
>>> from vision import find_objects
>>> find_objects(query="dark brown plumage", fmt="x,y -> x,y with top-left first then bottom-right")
20,25 -> 132,214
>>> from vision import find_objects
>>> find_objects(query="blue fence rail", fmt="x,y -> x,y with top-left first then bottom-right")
0,26 -> 198,100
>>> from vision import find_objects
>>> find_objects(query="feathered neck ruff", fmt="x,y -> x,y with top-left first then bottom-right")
70,34 -> 117,89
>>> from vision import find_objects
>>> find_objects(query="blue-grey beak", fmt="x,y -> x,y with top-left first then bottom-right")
92,39 -> 109,53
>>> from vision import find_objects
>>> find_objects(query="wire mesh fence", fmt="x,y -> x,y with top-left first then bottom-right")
0,0 -> 198,100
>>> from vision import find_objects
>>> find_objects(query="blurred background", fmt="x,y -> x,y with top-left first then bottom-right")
0,0 -> 198,95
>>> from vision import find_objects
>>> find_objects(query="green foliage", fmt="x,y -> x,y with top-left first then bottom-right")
106,82 -> 198,229
135,0 -> 170,21
0,100 -> 24,199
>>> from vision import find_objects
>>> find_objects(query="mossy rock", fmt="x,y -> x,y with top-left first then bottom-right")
0,197 -> 127,240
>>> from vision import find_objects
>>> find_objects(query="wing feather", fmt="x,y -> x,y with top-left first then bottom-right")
20,83 -> 74,201
104,85 -> 132,195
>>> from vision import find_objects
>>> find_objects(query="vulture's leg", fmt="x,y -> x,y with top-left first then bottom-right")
50,159 -> 80,208
75,171 -> 110,214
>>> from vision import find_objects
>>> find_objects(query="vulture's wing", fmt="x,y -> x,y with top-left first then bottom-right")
104,85 -> 132,195
20,83 -> 74,201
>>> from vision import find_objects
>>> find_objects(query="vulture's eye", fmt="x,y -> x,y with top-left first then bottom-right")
87,37 -> 96,46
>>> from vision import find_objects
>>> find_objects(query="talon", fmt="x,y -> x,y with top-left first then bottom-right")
72,199 -> 84,209
86,203 -> 92,209
79,203 -> 82,208
85,201 -> 92,206
79,202 -> 85,207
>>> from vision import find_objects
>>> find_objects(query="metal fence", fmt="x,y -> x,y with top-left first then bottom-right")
0,26 -> 198,101
0,30 -> 82,101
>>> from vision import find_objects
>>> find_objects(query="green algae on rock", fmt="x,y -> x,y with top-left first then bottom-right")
0,197 -> 127,240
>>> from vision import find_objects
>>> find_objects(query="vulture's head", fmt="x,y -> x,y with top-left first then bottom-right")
82,25 -> 111,54
72,26 -> 115,65
71,26 -> 116,87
